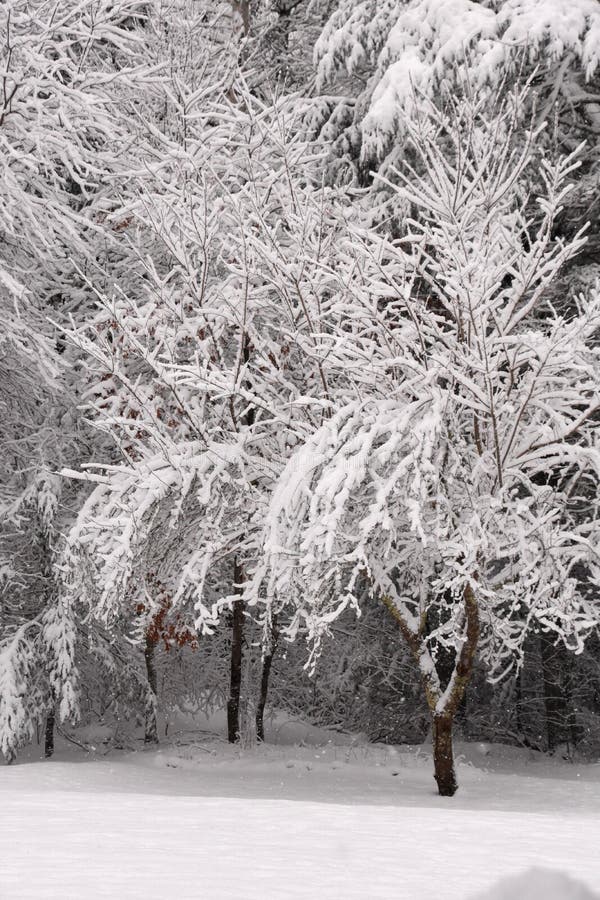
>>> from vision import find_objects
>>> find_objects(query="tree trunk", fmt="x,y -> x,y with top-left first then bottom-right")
514,666 -> 524,739
425,595 -> 469,730
540,631 -> 566,752
44,709 -> 55,759
227,558 -> 245,744
432,714 -> 457,796
430,583 -> 479,796
563,656 -> 581,751
256,622 -> 278,743
144,632 -> 159,745
540,631 -> 578,753
382,581 -> 479,797
225,331 -> 253,744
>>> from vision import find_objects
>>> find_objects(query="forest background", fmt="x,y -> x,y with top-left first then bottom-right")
1,0 -> 600,797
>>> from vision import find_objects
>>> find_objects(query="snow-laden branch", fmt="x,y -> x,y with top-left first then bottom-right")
254,90 -> 600,684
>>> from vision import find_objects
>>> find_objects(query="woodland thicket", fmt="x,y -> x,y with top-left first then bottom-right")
1,0 -> 600,795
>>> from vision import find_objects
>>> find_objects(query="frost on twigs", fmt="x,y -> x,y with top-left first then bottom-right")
256,88 -> 600,688
0,0 -> 166,760
63,79 -> 350,653
253,84 -> 600,793
0,626 -> 37,763
313,0 -> 600,184
62,444 -> 242,633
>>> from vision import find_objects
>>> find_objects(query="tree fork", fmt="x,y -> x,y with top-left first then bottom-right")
431,583 -> 480,796
382,583 -> 479,796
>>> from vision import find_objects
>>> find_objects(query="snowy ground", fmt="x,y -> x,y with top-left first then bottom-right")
2,715 -> 600,899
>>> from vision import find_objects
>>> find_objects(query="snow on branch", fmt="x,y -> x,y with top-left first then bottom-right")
0,622 -> 42,761
315,0 -> 600,168
62,442 -> 247,631
253,89 -> 600,678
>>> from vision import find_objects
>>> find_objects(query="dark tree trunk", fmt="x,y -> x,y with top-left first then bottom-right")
514,666 -> 524,739
226,334 -> 253,744
44,709 -> 55,759
540,631 -> 566,752
382,582 -> 479,798
256,622 -> 278,743
144,633 -> 159,745
227,558 -> 245,744
432,714 -> 457,796
563,657 -> 581,750
541,631 -> 559,751
540,631 -> 578,753
430,584 -> 479,796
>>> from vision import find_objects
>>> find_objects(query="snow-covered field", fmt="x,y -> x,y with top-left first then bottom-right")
2,719 -> 599,899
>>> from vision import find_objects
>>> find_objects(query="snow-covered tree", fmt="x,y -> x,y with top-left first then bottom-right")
61,62 -> 350,743
310,0 -> 600,203
0,325 -> 81,761
0,0 -> 157,762
253,87 -> 600,795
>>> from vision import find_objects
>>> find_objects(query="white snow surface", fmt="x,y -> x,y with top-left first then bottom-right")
472,868 -> 599,899
2,717 -> 600,899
